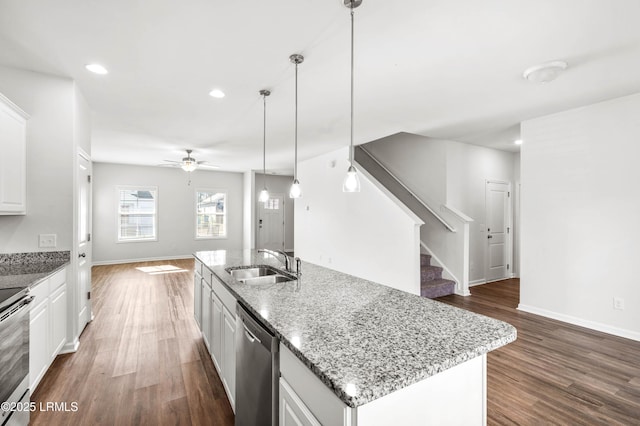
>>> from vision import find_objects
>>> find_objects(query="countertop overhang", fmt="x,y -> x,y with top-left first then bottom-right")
0,252 -> 70,290
194,249 -> 517,408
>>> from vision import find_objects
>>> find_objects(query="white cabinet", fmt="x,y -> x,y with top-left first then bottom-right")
280,344 -> 487,426
222,306 -> 236,410
49,283 -> 67,357
0,92 -> 28,215
194,267 -> 202,328
29,267 -> 67,392
201,280 -> 211,351
193,260 -> 237,411
29,295 -> 49,391
280,378 -> 321,426
211,291 -> 223,373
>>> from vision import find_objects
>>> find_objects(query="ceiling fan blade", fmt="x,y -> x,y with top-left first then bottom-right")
198,164 -> 220,169
163,160 -> 181,164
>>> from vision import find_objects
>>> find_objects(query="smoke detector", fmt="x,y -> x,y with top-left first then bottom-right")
523,61 -> 568,83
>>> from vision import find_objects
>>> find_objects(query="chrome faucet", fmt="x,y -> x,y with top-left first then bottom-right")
258,249 -> 292,272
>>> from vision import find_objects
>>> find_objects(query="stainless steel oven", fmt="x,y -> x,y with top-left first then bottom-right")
0,287 -> 33,426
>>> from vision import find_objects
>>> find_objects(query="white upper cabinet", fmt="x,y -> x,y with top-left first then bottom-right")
0,92 -> 29,215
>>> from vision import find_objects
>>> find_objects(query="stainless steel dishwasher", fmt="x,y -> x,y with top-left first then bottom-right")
235,303 -> 279,426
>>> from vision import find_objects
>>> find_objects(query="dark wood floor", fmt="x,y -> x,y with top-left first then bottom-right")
31,259 -> 234,426
31,263 -> 640,425
439,279 -> 640,425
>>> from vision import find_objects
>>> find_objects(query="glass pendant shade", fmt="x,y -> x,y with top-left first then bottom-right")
258,188 -> 269,202
289,179 -> 302,198
181,160 -> 197,172
342,165 -> 361,193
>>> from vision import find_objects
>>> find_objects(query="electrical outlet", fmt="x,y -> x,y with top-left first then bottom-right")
613,297 -> 625,311
39,234 -> 57,248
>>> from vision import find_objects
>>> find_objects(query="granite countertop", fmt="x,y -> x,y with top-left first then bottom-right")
0,251 -> 70,289
194,249 -> 517,408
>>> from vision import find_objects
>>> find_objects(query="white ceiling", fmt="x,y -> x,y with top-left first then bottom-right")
1,0 -> 639,173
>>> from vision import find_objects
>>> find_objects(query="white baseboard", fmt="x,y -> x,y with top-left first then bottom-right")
517,304 -> 640,342
469,279 -> 486,287
61,338 -> 80,354
92,254 -> 194,266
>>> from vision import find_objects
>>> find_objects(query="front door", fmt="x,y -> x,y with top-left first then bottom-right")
485,180 -> 510,282
257,194 -> 285,251
77,150 -> 92,332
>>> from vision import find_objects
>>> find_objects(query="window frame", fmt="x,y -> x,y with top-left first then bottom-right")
115,185 -> 159,243
195,188 -> 228,240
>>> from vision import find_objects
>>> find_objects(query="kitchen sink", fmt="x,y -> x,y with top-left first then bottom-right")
226,265 -> 297,284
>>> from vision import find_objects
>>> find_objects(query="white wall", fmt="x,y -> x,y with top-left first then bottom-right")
92,163 -> 244,264
365,133 -> 518,284
520,92 -> 640,341
0,66 -> 76,253
243,170 -> 255,250
446,141 -> 517,283
295,147 -> 422,295
255,173 -> 295,252
366,133 -> 448,208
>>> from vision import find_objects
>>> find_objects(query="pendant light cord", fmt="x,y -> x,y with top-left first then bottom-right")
349,5 -> 355,165
263,92 -> 267,189
294,61 -> 298,180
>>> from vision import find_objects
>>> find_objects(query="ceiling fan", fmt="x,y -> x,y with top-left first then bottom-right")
161,149 -> 219,172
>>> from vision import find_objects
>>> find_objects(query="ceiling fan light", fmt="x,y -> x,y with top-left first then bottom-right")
181,160 -> 198,172
289,179 -> 302,199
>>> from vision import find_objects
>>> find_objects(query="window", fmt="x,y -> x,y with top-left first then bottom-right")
196,190 -> 226,239
263,198 -> 280,210
117,187 -> 157,242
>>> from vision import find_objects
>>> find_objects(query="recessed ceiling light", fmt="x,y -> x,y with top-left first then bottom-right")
209,89 -> 225,98
514,139 -> 523,145
523,60 -> 567,83
85,63 -> 108,75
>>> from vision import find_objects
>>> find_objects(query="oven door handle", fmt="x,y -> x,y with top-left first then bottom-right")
0,296 -> 35,324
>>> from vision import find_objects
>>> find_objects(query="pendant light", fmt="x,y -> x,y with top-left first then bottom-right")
258,89 -> 271,203
289,54 -> 304,199
342,0 -> 362,193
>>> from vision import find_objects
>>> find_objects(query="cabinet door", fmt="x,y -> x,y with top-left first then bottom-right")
211,291 -> 223,373
280,378 -> 321,426
29,299 -> 49,391
49,283 -> 67,358
194,273 -> 202,328
222,306 -> 236,411
0,95 -> 27,215
201,282 -> 211,351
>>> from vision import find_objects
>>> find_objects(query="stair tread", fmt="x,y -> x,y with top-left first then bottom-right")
420,278 -> 456,299
421,278 -> 455,288
420,265 -> 442,271
420,254 -> 432,266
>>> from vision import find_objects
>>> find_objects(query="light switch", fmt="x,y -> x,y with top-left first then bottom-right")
39,234 -> 57,248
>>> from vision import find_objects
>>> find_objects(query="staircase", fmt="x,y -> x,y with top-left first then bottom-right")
420,254 -> 456,298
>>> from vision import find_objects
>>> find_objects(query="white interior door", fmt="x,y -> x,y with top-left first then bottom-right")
486,181 -> 511,282
77,151 -> 92,332
258,194 -> 285,251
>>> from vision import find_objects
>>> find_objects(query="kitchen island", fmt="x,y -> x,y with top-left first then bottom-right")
194,249 -> 516,425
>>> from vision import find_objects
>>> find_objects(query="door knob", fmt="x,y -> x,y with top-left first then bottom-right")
79,253 -> 86,258
487,235 -> 493,239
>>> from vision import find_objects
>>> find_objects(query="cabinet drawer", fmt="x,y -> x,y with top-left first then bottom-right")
280,345 -> 353,426
212,276 -> 236,317
49,268 -> 66,291
195,259 -> 203,277
30,278 -> 49,308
